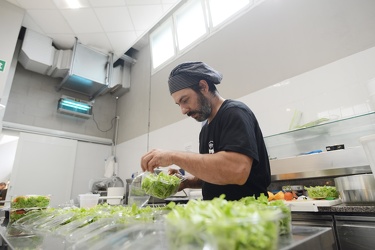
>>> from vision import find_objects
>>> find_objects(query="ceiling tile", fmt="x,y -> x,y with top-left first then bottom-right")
88,0 -> 126,7
162,3 -> 175,12
129,5 -> 163,31
76,33 -> 113,53
162,0 -> 180,3
22,13 -> 45,34
125,0 -> 162,5
107,31 -> 137,52
14,0 -> 56,9
5,0 -> 181,61
61,8 -> 104,33
52,0 -> 90,9
27,10 -> 73,34
94,7 -> 134,32
5,0 -> 20,7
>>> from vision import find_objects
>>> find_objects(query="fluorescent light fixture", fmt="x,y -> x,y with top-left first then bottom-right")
66,0 -> 81,9
57,95 -> 92,119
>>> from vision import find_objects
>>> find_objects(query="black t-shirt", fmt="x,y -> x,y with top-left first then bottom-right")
199,99 -> 271,200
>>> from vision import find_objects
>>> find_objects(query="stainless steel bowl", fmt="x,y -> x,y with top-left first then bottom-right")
334,174 -> 375,203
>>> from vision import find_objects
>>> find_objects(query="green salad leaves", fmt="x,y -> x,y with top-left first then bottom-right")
141,172 -> 181,199
10,195 -> 51,223
304,185 -> 338,199
11,195 -> 50,209
165,195 -> 284,250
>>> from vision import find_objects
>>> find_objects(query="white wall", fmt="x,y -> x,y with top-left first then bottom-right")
244,46 -> 375,137
70,141 -> 112,201
1,131 -> 112,205
115,46 -> 375,177
0,135 -> 18,183
0,2 -> 24,132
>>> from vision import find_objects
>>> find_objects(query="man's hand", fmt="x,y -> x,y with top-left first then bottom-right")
140,149 -> 174,172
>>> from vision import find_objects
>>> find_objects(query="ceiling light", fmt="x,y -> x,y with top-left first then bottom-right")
66,0 -> 81,9
57,95 -> 93,119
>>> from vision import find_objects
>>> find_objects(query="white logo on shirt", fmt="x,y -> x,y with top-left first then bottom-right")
208,141 -> 214,154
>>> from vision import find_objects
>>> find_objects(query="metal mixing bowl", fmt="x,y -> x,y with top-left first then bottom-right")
334,174 -> 375,203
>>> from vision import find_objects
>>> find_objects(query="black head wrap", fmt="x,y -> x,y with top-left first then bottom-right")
168,62 -> 223,94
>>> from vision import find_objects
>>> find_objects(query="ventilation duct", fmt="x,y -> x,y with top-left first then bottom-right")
18,29 -> 135,100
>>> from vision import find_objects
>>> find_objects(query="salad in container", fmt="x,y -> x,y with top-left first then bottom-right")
304,186 -> 339,200
10,195 -> 51,224
165,195 -> 282,250
141,171 -> 182,199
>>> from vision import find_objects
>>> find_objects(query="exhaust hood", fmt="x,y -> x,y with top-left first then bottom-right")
56,39 -> 113,100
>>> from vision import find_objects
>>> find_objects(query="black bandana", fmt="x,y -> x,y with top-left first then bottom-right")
168,62 -> 223,94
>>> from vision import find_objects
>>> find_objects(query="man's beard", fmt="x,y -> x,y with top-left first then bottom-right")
187,92 -> 211,122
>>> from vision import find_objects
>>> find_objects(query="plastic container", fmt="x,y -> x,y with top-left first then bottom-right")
79,193 -> 100,208
106,187 -> 125,205
166,204 -> 282,250
141,171 -> 182,199
127,173 -> 150,207
9,195 -> 51,224
360,134 -> 375,179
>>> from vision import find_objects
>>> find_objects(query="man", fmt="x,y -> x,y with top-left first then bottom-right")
0,182 -> 7,201
141,62 -> 271,200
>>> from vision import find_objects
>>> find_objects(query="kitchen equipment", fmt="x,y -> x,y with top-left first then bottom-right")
291,185 -> 305,196
56,38 -> 113,100
359,134 -> 375,178
285,199 -> 342,212
106,187 -> 125,205
335,215 -> 375,250
334,174 -> 375,203
89,176 -> 124,196
79,194 -> 100,208
282,185 -> 305,196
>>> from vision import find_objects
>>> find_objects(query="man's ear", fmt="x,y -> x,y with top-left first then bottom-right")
198,80 -> 209,93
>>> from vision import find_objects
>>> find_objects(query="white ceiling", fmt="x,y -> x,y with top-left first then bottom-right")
6,0 -> 181,60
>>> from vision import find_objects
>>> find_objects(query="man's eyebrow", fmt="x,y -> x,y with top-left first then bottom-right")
176,95 -> 187,105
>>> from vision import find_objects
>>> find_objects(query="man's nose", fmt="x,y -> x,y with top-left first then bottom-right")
180,106 -> 189,115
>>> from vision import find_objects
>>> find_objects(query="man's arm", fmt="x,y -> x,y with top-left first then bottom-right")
141,149 -> 252,185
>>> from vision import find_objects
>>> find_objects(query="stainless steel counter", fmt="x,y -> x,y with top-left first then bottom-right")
0,225 -> 335,250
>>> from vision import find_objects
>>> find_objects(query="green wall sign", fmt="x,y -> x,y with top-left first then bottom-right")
0,60 -> 6,72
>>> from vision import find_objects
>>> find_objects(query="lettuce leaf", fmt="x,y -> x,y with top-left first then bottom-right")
141,172 -> 181,199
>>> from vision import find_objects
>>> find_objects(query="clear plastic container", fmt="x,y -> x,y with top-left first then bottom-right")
9,194 -> 51,224
83,222 -> 168,250
166,204 -> 282,250
127,173 -> 150,207
68,223 -> 128,250
54,215 -> 96,236
79,193 -> 100,208
141,171 -> 182,199
66,217 -> 117,243
32,211 -> 76,233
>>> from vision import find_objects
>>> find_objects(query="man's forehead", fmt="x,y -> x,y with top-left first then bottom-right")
172,88 -> 194,103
